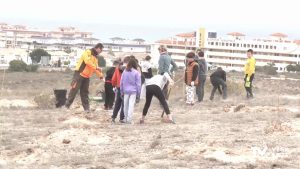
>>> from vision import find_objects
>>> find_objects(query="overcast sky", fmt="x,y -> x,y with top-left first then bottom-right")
0,0 -> 299,41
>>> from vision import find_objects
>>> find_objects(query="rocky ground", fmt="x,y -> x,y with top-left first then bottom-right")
0,71 -> 300,169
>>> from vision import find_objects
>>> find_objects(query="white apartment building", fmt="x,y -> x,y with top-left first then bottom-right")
154,28 -> 300,72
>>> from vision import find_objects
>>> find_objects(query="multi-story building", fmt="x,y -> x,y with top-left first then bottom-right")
154,32 -> 197,67
155,28 -> 300,72
0,23 -> 100,67
0,24 -> 99,49
198,28 -> 300,72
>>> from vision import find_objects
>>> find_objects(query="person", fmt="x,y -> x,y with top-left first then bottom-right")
65,43 -> 104,113
244,49 -> 256,99
104,59 -> 120,110
140,55 -> 153,100
195,50 -> 207,102
140,55 -> 153,80
157,45 -> 177,97
158,45 -> 171,75
209,67 -> 227,100
111,56 -> 130,123
140,72 -> 175,124
185,52 -> 199,105
120,58 -> 141,124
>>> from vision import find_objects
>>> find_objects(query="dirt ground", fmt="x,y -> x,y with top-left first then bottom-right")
0,70 -> 300,169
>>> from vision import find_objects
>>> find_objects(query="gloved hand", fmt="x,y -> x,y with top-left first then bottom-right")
113,87 -> 117,93
191,81 -> 195,86
169,79 -> 174,86
245,81 -> 251,87
246,76 -> 250,82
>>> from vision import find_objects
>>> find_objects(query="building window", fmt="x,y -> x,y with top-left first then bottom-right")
251,44 -> 254,48
216,42 -> 219,46
270,46 -> 273,49
247,44 -> 250,48
274,46 -> 277,49
222,43 -> 225,46
259,45 -> 262,48
233,43 -> 236,47
237,44 -> 239,47
211,42 -> 214,45
254,45 -> 257,48
226,43 -> 228,46
243,44 -> 246,48
230,43 -> 232,46
266,45 -> 269,49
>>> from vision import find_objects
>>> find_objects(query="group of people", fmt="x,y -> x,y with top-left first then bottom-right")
183,48 -> 256,104
63,43 -> 256,124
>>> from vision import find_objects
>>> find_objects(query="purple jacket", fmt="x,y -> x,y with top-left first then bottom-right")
120,68 -> 141,96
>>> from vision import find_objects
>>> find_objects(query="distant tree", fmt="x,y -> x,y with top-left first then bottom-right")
132,38 -> 145,44
110,37 -> 124,43
98,56 -> 106,67
30,48 -> 51,63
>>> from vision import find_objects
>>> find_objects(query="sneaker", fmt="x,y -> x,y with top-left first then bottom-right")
84,109 -> 90,113
161,118 -> 176,124
126,121 -> 134,125
139,119 -> 144,124
119,119 -> 126,123
111,118 -> 116,123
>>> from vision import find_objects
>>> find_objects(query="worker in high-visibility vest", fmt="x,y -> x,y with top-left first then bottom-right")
244,49 -> 256,99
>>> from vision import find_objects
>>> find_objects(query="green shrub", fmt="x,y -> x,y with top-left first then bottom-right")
25,64 -> 39,72
256,64 -> 277,75
63,60 -> 70,65
286,64 -> 296,72
9,60 -> 27,72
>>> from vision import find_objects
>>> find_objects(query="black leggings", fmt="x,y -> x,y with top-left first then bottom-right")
143,85 -> 170,116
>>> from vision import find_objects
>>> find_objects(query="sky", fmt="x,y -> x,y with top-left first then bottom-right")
0,0 -> 299,42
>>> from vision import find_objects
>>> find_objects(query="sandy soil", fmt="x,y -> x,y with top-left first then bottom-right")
0,71 -> 300,169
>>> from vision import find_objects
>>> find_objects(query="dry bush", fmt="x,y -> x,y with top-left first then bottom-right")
34,93 -> 55,109
226,79 -> 245,96
264,120 -> 293,134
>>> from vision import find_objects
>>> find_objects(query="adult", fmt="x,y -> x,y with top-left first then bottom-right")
65,43 -> 104,113
209,67 -> 227,100
195,50 -> 207,102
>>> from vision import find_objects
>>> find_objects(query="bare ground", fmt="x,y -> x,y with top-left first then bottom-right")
0,71 -> 300,169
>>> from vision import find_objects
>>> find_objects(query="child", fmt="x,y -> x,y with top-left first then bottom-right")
184,52 -> 199,105
140,55 -> 153,100
104,59 -> 120,110
111,56 -> 131,123
120,58 -> 141,124
140,73 -> 175,124
140,55 -> 153,80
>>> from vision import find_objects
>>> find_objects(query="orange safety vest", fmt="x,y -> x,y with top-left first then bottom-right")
186,61 -> 199,86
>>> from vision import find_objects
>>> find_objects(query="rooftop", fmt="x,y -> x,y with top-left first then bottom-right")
270,32 -> 287,38
227,32 -> 245,36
